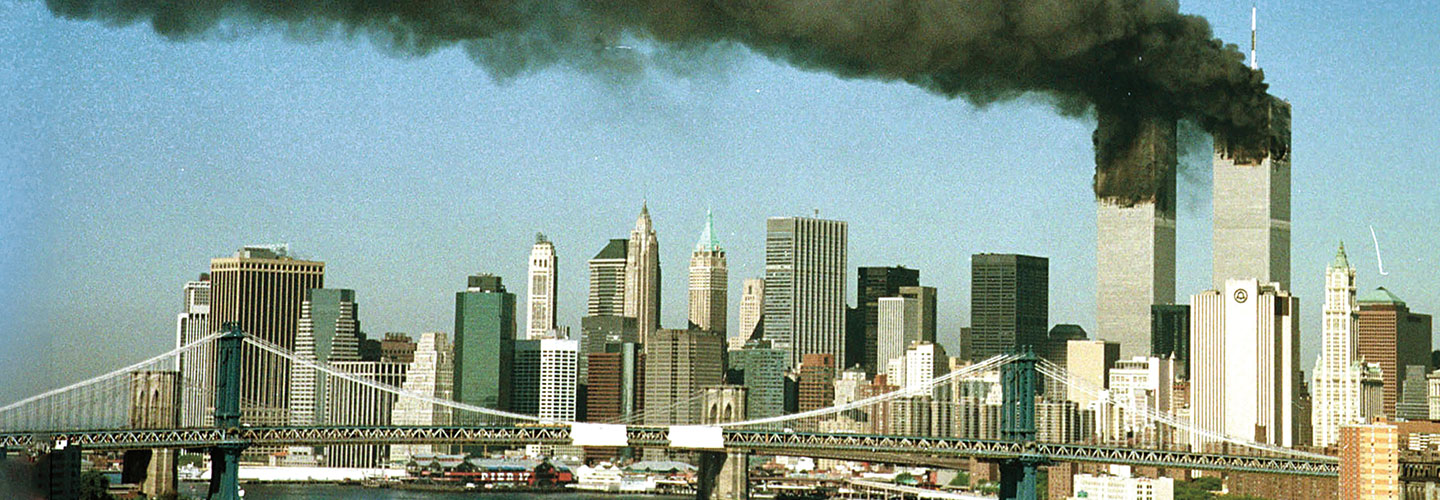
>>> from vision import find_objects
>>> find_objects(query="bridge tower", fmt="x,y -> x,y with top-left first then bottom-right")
207,322 -> 248,500
999,348 -> 1045,500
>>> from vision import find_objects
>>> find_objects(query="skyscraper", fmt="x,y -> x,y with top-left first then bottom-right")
798,353 -> 836,413
587,239 -> 628,317
1357,287 -> 1433,417
390,332 -> 454,464
856,267 -> 919,375
625,203 -> 662,344
1150,305 -> 1190,363
763,216 -> 847,367
287,288 -> 362,465
1191,279 -> 1301,448
644,329 -> 724,426
1312,244 -> 1364,448
737,278 -> 765,342
688,210 -> 727,335
527,234 -> 558,340
454,274 -> 515,416
970,254 -> 1048,360
876,286 -> 937,373
208,245 -> 324,440
583,342 -> 642,424
512,338 -> 579,421
727,342 -> 789,421
1095,115 -> 1177,358
176,275 -> 211,427
1212,96 -> 1292,290
578,315 -> 637,384
325,360 -> 407,467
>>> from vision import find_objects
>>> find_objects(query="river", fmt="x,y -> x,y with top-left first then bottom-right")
176,483 -> 688,500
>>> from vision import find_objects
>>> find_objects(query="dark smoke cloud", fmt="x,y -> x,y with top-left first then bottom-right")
45,0 -> 1281,203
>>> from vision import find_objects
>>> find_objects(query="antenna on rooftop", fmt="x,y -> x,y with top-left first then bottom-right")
1250,3 -> 1258,70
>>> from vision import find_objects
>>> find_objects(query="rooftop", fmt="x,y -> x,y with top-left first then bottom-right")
1358,286 -> 1406,306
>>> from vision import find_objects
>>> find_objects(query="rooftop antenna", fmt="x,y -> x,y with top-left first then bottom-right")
1250,2 -> 1258,70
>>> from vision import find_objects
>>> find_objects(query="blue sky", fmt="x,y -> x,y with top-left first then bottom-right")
1,0 -> 1438,404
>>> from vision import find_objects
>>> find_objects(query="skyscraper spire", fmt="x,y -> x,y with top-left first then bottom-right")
1250,3 -> 1258,70
694,209 -> 722,252
625,201 -> 661,343
689,209 -> 727,335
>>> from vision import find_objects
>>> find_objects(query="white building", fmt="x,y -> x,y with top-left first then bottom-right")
1104,357 -> 1174,441
1311,244 -> 1363,448
527,234 -> 558,340
877,296 -> 916,373
688,210 -> 727,336
390,332 -> 454,464
738,278 -> 765,342
176,278 -> 211,427
513,338 -> 579,421
1070,465 -> 1173,500
1191,279 -> 1302,449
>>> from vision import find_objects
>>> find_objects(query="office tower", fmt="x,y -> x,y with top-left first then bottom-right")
390,332 -> 454,464
728,341 -> 789,420
325,360 -> 407,467
891,342 -> 947,391
512,338 -> 579,421
970,254 -> 1048,360
454,274 -> 515,416
527,234 -> 558,340
1065,339 -> 1119,408
738,278 -> 765,343
579,315 -> 638,384
856,266 -> 920,375
588,239 -> 629,317
1357,287 -> 1433,417
1339,419 -> 1400,500
876,286 -> 937,371
1035,324 -> 1087,373
625,203 -> 662,344
176,276 -> 212,427
763,216 -> 848,367
1150,304 -> 1190,362
644,329 -> 724,425
287,289 -> 362,465
689,210 -> 727,335
208,244 -> 324,459
1398,366 -> 1430,420
584,342 -> 642,423
1191,279 -> 1301,447
1095,115 -> 1177,358
1213,96 -> 1292,291
380,333 -> 417,363
1103,357 -> 1175,441
1313,244 -> 1365,448
798,353 -> 836,412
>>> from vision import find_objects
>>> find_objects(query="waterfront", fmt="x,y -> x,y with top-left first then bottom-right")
177,483 -> 686,500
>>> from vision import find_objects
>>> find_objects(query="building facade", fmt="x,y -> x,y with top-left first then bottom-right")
688,210 -> 727,335
176,276 -> 212,427
1191,279 -> 1302,448
287,288 -> 363,465
1212,96 -> 1292,291
728,343 -> 789,421
971,254 -> 1048,360
856,266 -> 920,375
1339,419 -> 1400,500
587,239 -> 629,317
763,216 -> 847,368
644,329 -> 725,426
1066,339 -> 1119,409
1312,244 -> 1363,448
624,203 -> 662,344
1356,287 -> 1433,417
527,234 -> 558,340
454,274 -> 515,416
390,332 -> 454,464
737,278 -> 765,342
325,360 -> 408,468
512,338 -> 579,421
798,353 -> 836,413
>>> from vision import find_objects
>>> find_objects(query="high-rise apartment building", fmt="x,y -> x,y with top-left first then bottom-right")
737,278 -> 765,342
1313,244 -> 1365,448
798,353 -> 836,412
970,254 -> 1048,360
208,245 -> 324,453
644,329 -> 724,426
1095,115 -> 1177,358
728,342 -> 789,420
390,332 -> 454,464
688,210 -> 727,335
454,274 -> 515,416
1213,96 -> 1292,291
527,234 -> 558,340
176,276 -> 212,427
587,239 -> 628,317
1357,287 -> 1433,417
512,338 -> 578,421
287,288 -> 362,465
763,216 -> 847,368
1191,279 -> 1302,448
625,203 -> 662,344
1339,419 -> 1400,500
856,267 -> 920,375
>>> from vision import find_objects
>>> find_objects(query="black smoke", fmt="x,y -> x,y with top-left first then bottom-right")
45,0 -> 1282,203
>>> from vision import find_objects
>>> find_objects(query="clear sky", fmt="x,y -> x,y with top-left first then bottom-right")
1,1 -> 1438,404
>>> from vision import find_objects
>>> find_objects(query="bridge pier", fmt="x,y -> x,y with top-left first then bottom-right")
998,348 -> 1045,500
206,323 -> 248,500
696,450 -> 749,500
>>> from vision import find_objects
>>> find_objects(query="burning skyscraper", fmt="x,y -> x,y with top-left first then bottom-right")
1213,96 -> 1292,290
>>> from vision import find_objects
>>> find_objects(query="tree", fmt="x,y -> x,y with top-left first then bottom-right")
79,470 -> 114,500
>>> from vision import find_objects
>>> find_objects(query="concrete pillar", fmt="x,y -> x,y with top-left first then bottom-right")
696,450 -> 749,500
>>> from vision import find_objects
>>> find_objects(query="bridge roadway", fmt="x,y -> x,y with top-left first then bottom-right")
0,425 -> 1341,477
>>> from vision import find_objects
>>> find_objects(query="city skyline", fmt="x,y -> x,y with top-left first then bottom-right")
3,0 -> 1440,407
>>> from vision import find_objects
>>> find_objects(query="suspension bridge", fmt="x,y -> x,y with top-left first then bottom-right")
0,323 -> 1378,499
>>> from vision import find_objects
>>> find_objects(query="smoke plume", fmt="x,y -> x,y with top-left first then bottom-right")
46,0 -> 1282,203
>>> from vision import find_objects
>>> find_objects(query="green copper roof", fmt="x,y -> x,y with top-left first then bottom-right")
1358,286 -> 1406,306
694,209 -> 722,252
592,239 -> 627,260
1330,242 -> 1350,269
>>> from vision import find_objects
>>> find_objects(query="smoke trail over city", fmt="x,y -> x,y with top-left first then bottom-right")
46,0 -> 1282,204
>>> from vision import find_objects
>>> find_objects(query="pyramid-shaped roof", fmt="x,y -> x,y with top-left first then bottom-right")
1330,242 -> 1350,269
1358,286 -> 1406,306
694,209 -> 722,252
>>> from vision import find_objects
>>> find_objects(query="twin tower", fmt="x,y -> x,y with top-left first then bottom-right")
1096,97 -> 1292,357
